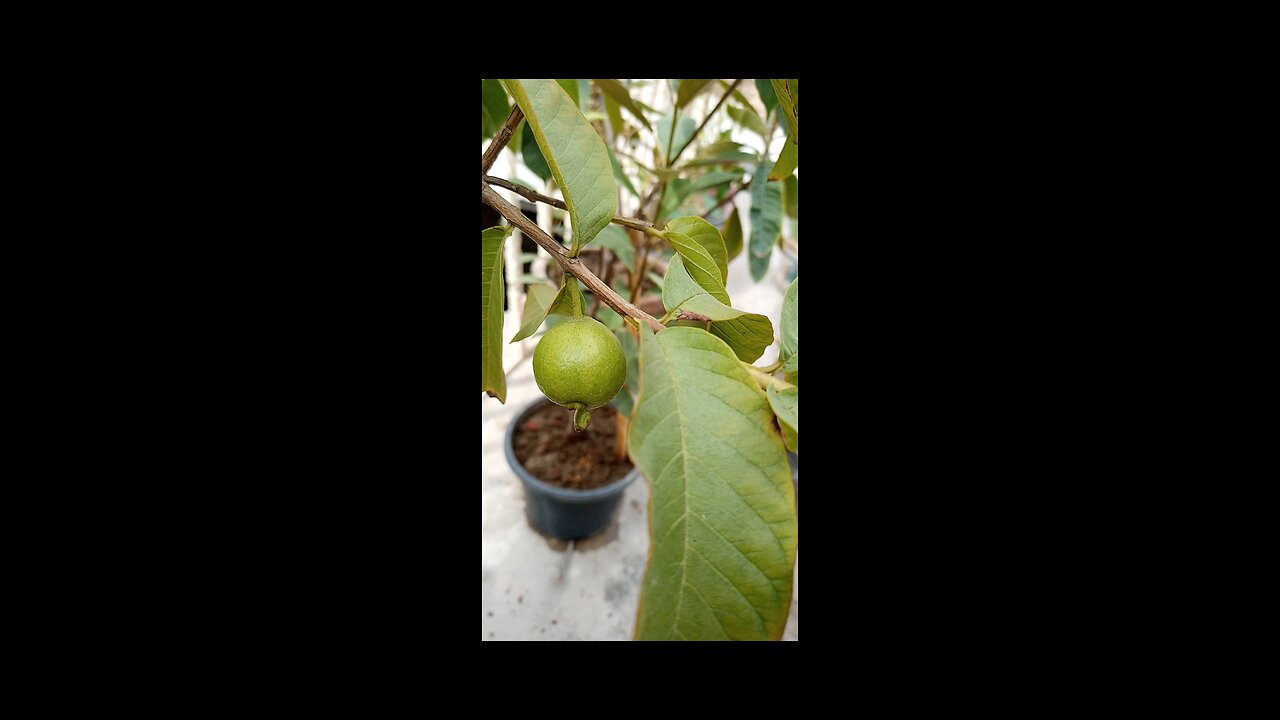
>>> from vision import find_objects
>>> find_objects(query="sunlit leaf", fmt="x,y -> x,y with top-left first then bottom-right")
505,79 -> 617,255
630,324 -> 797,640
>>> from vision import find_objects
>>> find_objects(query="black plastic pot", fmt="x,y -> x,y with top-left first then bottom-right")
505,398 -> 639,540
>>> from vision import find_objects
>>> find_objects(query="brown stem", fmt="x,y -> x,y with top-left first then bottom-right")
483,175 -> 654,232
670,78 -> 741,166
481,106 -> 524,174
483,181 -> 664,333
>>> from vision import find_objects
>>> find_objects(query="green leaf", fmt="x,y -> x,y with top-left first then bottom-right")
629,325 -> 797,640
727,103 -> 767,138
662,256 -> 773,362
783,174 -> 798,218
510,283 -> 560,343
593,224 -> 634,269
695,140 -> 747,158
481,79 -> 508,138
593,79 -> 653,131
781,352 -> 797,373
548,276 -> 586,317
689,169 -> 743,193
602,92 -> 626,138
749,163 -> 783,281
755,79 -> 778,116
682,151 -> 761,168
768,129 -> 798,181
769,79 -> 798,144
657,115 -> 696,164
554,79 -> 581,108
521,122 -> 552,182
646,271 -> 665,290
505,79 -> 618,256
766,385 -> 798,453
482,225 -> 514,402
780,277 -> 797,363
666,216 -> 728,281
722,207 -> 743,260
663,231 -> 728,304
607,145 -> 639,198
676,79 -> 713,109
719,80 -> 758,115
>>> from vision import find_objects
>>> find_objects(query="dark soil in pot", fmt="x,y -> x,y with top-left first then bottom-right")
512,404 -> 633,490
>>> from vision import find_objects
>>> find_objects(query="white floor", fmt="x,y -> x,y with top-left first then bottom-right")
482,248 -> 797,641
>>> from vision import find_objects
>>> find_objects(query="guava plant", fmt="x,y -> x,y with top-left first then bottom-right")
482,79 -> 799,640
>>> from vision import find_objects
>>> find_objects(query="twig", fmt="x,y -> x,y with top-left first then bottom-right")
671,79 -> 741,166
483,175 -> 655,232
481,106 -> 524,174
483,181 -> 664,333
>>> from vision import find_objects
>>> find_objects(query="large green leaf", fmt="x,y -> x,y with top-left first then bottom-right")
629,324 -> 797,640
723,207 -> 743,260
780,277 -> 798,362
505,79 -> 617,256
663,232 -> 728,304
770,79 -> 798,144
593,79 -> 653,131
657,115 -> 696,164
766,385 -> 798,453
662,256 -> 773,362
783,174 -> 798,218
482,225 -> 514,402
727,103 -> 767,138
675,79 -> 713,109
510,283 -> 560,343
749,163 -> 783,281
666,216 -> 728,280
521,122 -> 552,182
755,79 -> 778,116
593,224 -> 634,269
768,129 -> 798,181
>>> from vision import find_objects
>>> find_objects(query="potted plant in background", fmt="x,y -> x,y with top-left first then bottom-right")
483,78 -> 799,640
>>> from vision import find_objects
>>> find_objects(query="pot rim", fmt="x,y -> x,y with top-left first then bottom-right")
504,397 -> 639,503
